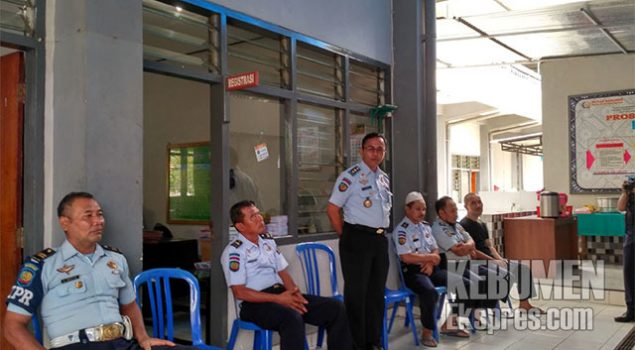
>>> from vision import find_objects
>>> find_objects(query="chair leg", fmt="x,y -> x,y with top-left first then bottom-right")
405,299 -> 419,346
227,320 -> 240,350
433,293 -> 446,343
382,306 -> 389,350
253,329 -> 261,350
387,302 -> 398,333
316,326 -> 325,348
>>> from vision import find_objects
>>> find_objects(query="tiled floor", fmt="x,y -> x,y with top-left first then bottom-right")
170,298 -> 633,349
172,264 -> 633,349
382,300 -> 633,350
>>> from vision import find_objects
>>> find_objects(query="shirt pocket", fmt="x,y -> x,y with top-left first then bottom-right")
106,273 -> 126,289
56,278 -> 87,297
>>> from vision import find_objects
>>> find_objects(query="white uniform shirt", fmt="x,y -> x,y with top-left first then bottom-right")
221,232 -> 288,293
430,218 -> 473,261
328,161 -> 392,228
393,216 -> 438,255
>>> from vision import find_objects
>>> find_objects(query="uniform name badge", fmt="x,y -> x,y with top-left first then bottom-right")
363,197 -> 372,208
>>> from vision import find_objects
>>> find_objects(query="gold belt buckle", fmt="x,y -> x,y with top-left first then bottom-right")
376,228 -> 384,235
97,323 -> 123,341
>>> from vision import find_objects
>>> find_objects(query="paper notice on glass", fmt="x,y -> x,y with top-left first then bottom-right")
254,143 -> 269,162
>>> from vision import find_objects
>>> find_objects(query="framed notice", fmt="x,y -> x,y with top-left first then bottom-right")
569,89 -> 635,193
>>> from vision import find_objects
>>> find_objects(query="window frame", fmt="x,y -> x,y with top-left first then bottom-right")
144,0 -> 392,244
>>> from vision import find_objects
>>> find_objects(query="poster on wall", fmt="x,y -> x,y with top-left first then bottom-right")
570,89 -> 635,193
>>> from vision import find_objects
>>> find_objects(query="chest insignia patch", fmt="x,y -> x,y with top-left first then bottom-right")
229,252 -> 240,272
107,261 -> 119,270
57,264 -> 75,275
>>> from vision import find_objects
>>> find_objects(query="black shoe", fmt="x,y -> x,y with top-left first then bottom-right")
614,312 -> 634,322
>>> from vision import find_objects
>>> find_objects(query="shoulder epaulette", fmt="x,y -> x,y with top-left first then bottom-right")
348,165 -> 361,176
260,232 -> 274,240
102,245 -> 123,254
400,222 -> 409,229
231,240 -> 243,248
30,248 -> 56,263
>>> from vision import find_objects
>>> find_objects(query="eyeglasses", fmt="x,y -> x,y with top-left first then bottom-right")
363,146 -> 386,153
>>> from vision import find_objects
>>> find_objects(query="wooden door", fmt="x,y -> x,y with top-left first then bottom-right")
0,51 -> 25,350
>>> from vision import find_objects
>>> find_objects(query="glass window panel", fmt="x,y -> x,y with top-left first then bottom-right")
349,61 -> 384,107
297,43 -> 343,101
143,0 -> 217,73
0,0 -> 35,36
297,103 -> 342,235
349,112 -> 382,165
228,20 -> 285,88
229,92 -> 288,235
143,72 -> 211,225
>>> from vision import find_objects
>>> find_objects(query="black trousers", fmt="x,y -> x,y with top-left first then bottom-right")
239,285 -> 352,350
403,265 -> 446,330
340,223 -> 389,350
53,338 -> 194,350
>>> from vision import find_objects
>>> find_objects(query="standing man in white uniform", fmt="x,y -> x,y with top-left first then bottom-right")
327,133 -> 392,350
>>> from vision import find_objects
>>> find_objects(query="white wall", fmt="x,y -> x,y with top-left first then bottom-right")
449,122 -> 480,156
541,54 -> 635,207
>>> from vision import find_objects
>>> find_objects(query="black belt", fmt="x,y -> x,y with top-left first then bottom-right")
261,283 -> 285,294
344,222 -> 387,235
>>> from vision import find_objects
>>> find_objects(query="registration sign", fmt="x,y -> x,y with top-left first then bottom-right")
226,71 -> 259,91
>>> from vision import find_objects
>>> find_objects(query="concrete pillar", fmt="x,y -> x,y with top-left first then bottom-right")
392,0 -> 438,219
48,0 -> 143,273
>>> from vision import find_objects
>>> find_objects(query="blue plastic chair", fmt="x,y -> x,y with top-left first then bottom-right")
133,268 -> 218,349
388,237 -> 449,345
383,238 -> 432,349
227,317 -> 274,350
226,298 -> 310,350
295,242 -> 343,348
383,285 -> 418,350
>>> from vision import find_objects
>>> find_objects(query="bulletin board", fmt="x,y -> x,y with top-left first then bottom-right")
569,89 -> 635,193
167,142 -> 211,224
